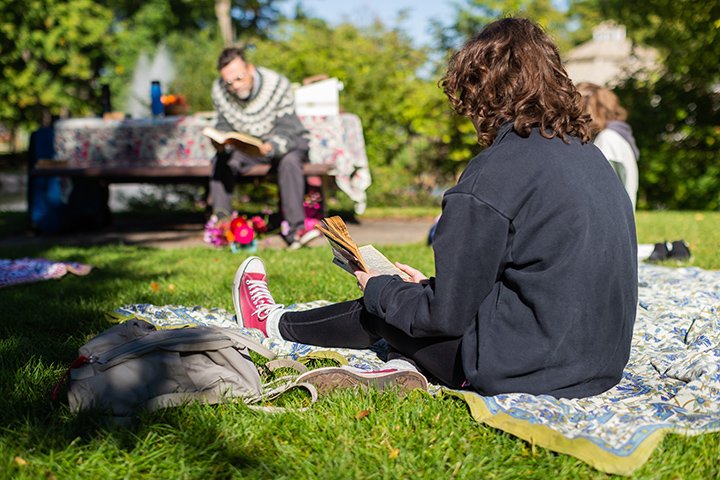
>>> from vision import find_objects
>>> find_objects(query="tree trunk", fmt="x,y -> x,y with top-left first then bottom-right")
215,0 -> 234,46
9,123 -> 17,154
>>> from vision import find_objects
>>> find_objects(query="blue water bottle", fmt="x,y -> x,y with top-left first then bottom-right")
150,80 -> 164,117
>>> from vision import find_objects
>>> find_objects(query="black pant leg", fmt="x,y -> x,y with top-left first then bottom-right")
275,149 -> 307,236
280,299 -> 380,349
279,298 -> 466,388
210,149 -> 266,214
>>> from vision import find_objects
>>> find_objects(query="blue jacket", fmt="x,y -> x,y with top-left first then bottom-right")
364,123 -> 637,398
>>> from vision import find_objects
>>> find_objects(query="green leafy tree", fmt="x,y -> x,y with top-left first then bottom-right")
165,30 -> 223,113
590,0 -> 720,209
249,18 -> 458,204
103,0 -> 284,114
0,0 -> 286,136
433,0 -> 597,54
0,0 -> 113,135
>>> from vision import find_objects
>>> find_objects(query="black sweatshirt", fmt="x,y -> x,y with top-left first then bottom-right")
364,124 -> 638,398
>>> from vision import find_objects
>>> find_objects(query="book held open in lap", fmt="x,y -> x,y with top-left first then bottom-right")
316,216 -> 410,280
202,126 -> 264,157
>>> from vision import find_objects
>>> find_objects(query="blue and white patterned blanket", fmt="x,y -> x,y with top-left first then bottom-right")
114,264 -> 720,476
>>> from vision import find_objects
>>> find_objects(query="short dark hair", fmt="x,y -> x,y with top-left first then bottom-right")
217,47 -> 246,71
441,18 -> 591,147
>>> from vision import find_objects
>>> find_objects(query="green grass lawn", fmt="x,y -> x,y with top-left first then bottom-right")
1,211 -> 719,479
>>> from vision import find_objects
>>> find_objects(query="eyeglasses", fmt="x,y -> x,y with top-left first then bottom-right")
224,74 -> 246,87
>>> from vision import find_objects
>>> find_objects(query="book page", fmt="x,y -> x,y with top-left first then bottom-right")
225,131 -> 263,147
202,127 -> 263,156
317,216 -> 410,280
358,245 -> 411,280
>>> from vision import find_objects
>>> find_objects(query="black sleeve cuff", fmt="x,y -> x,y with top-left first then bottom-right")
363,275 -> 402,318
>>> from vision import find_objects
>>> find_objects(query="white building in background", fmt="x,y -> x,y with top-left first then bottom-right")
564,22 -> 659,87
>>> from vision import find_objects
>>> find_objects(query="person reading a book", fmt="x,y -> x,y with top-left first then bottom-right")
230,18 -> 638,398
210,47 -> 319,249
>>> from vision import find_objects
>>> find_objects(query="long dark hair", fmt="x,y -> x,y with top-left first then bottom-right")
441,18 -> 591,147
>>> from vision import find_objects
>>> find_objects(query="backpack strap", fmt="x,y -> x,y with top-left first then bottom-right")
246,379 -> 319,413
215,327 -> 276,360
266,358 -> 308,374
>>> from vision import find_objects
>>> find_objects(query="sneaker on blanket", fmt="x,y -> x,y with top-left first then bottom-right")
232,256 -> 284,336
296,366 -> 428,396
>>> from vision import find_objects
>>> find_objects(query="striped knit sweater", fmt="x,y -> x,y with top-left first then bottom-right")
211,66 -> 308,158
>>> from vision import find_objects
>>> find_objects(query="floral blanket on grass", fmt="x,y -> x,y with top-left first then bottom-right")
110,300 -> 391,372
0,258 -> 93,288
113,264 -> 720,476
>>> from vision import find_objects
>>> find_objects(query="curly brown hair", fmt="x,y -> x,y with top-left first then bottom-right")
441,18 -> 591,147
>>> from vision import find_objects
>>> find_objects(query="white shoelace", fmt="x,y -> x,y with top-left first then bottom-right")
246,279 -> 284,320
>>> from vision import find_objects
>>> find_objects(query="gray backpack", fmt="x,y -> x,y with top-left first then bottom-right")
56,319 -> 315,419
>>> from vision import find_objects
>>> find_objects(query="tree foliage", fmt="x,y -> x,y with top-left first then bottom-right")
591,0 -> 720,209
0,0 -> 284,130
433,0 -> 598,53
250,18 -> 465,197
594,0 -> 720,88
2,0 -> 717,209
104,0 -> 283,115
439,0 -> 720,209
0,0 -> 113,130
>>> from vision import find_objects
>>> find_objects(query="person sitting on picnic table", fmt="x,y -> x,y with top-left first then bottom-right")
209,47 -> 319,249
231,18 -> 638,398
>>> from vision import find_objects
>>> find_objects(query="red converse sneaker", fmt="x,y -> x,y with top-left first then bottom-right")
296,366 -> 428,396
232,256 -> 284,336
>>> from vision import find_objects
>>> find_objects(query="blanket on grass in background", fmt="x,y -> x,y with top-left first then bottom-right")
0,258 -> 93,288
113,264 -> 720,476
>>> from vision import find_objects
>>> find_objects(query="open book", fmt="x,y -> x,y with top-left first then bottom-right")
202,126 -> 264,156
316,216 -> 410,280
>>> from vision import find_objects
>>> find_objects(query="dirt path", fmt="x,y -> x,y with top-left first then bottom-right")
0,216 -> 434,250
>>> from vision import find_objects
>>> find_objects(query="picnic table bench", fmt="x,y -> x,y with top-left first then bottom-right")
29,113 -> 371,218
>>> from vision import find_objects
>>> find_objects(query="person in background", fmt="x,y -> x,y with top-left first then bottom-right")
576,82 -> 640,209
210,47 -> 319,249
230,18 -> 637,399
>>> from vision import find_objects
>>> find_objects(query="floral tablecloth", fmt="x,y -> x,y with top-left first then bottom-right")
53,114 -> 371,212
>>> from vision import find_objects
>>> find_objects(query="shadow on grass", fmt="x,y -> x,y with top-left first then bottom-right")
0,242 -> 304,477
0,244 -> 185,421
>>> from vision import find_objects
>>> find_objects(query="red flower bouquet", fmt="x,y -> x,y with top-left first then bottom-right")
204,212 -> 269,252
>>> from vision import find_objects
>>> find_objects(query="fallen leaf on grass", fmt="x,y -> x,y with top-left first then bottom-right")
354,409 -> 371,420
14,456 -> 28,466
388,448 -> 400,459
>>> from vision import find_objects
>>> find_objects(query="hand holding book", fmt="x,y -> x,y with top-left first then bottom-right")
202,126 -> 267,157
316,216 -> 412,281
354,262 -> 428,291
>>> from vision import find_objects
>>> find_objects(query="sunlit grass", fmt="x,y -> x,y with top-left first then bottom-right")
1,210 -> 719,479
